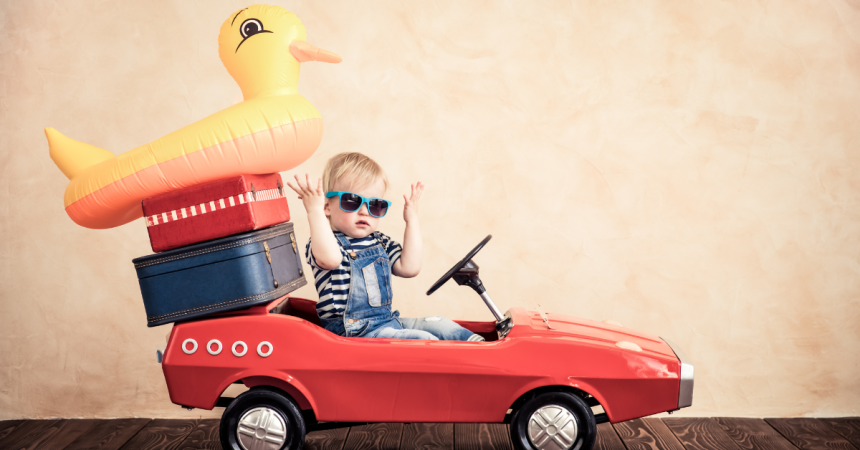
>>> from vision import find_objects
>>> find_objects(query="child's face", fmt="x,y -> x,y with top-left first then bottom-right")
325,176 -> 387,239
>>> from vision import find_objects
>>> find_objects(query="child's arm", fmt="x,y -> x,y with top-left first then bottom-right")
392,182 -> 424,278
286,174 -> 341,270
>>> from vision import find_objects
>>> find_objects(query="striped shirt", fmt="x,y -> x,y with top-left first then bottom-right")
306,231 -> 403,320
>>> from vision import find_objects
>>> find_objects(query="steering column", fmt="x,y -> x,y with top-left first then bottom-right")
427,235 -> 513,338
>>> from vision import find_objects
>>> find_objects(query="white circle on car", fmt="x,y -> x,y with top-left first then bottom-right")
232,341 -> 248,357
257,341 -> 273,357
207,339 -> 222,355
615,340 -> 642,352
182,339 -> 198,355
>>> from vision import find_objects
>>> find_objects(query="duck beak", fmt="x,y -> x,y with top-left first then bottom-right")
289,41 -> 342,63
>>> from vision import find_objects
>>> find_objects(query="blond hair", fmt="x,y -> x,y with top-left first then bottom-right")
323,152 -> 389,193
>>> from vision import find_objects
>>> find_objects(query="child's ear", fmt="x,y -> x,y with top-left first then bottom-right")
323,199 -> 331,217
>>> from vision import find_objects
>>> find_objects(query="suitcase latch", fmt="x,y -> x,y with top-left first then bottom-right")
250,183 -> 257,202
289,233 -> 303,276
264,241 -> 272,264
277,179 -> 284,197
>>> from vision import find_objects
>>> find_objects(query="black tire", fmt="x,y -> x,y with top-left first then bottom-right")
510,392 -> 596,450
220,388 -> 306,450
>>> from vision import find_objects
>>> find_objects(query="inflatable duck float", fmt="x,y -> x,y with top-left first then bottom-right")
45,5 -> 340,229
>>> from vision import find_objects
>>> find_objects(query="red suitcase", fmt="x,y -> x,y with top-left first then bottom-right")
143,173 -> 290,253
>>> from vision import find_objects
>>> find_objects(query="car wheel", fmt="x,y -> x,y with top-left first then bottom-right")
220,388 -> 306,450
509,392 -> 596,450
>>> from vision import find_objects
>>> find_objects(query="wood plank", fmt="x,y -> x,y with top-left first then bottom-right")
304,426 -> 349,450
0,420 -> 26,441
176,419 -> 221,450
613,418 -> 685,450
663,417 -> 742,450
119,419 -> 197,450
0,420 -> 59,449
401,423 -> 454,450
63,419 -> 151,450
454,423 -> 513,450
714,418 -> 799,450
0,417 -> 852,450
595,422 -> 626,450
8,419 -> 100,450
766,418 -> 857,450
820,419 -> 860,448
342,423 -> 403,450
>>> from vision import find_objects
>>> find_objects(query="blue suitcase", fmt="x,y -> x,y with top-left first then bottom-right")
132,222 -> 307,327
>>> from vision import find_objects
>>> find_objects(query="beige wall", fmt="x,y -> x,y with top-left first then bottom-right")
1,0 -> 859,419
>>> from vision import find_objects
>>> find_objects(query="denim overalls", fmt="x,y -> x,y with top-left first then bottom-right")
319,233 -> 400,337
319,233 -> 482,341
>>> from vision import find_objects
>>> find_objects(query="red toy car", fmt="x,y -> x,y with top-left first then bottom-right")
159,236 -> 694,450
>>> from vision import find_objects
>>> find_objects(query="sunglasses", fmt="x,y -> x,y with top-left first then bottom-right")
326,191 -> 391,218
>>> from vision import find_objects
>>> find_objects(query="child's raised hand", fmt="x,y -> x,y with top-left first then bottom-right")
403,182 -> 424,223
286,174 -> 326,213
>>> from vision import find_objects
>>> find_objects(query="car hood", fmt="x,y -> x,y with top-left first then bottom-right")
508,308 -> 676,359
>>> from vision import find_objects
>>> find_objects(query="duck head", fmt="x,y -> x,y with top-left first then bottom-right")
218,5 -> 341,100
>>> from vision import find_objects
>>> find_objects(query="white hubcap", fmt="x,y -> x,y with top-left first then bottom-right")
237,406 -> 287,450
528,404 -> 578,450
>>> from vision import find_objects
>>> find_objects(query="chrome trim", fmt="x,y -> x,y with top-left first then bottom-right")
496,310 -> 513,339
661,337 -> 694,409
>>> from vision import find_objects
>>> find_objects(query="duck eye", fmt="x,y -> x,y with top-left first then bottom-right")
240,19 -> 264,38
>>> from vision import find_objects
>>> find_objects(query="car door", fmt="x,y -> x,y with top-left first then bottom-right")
322,335 -> 538,423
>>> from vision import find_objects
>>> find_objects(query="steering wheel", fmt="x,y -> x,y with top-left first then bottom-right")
427,235 -> 492,295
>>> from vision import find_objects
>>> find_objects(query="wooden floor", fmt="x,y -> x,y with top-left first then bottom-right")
1,417 -> 858,450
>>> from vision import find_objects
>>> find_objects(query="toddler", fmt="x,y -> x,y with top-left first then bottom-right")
287,152 -> 484,341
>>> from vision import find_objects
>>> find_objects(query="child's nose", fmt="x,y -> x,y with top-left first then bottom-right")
357,203 -> 369,215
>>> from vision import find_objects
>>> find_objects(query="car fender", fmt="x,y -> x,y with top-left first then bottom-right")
162,322 -> 319,412
240,373 -> 316,412
505,377 -> 613,422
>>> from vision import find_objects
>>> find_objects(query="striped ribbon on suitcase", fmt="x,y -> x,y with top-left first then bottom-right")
145,187 -> 285,227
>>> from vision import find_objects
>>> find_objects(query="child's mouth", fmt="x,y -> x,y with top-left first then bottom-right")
356,220 -> 369,227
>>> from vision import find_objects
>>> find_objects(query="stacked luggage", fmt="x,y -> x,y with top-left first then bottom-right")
131,173 -> 307,327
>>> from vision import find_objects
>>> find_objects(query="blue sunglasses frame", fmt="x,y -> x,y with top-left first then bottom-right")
325,191 -> 391,218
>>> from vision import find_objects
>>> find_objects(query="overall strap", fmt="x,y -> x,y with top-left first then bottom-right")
335,232 -> 385,261
335,232 -> 361,260
335,233 -> 351,248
